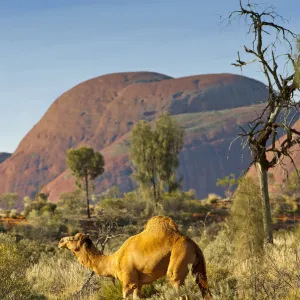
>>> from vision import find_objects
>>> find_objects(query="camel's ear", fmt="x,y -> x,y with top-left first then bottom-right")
75,233 -> 91,251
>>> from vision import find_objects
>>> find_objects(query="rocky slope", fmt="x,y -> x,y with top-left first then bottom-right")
0,71 -> 268,200
45,105 -> 266,200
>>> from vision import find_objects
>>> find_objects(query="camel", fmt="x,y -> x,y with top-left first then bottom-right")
58,216 -> 212,299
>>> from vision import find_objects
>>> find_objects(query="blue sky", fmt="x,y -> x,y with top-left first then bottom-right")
0,0 -> 299,153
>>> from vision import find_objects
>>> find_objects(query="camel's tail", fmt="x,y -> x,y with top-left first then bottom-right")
191,243 -> 212,300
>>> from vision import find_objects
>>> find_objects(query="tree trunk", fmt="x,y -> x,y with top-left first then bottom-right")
152,179 -> 158,214
85,175 -> 90,219
257,162 -> 273,244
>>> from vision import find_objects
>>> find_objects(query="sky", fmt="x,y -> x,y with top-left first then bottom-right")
0,0 -> 299,153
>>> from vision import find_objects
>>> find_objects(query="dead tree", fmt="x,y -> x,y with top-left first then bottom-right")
228,0 -> 300,243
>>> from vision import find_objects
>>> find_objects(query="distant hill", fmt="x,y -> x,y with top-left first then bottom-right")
0,71 -> 268,201
0,153 -> 11,164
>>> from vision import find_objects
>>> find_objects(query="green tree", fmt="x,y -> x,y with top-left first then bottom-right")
155,113 -> 184,192
66,146 -> 105,218
131,121 -> 158,206
131,114 -> 184,211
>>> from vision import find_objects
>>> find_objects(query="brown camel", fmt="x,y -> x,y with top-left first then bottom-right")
58,216 -> 212,299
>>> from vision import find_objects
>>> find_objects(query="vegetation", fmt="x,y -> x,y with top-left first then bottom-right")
1,187 -> 300,299
283,169 -> 300,196
230,177 -> 264,259
57,190 -> 86,216
23,193 -> 56,217
0,193 -> 19,211
67,146 -> 105,218
1,171 -> 300,299
131,113 -> 184,212
216,173 -> 238,199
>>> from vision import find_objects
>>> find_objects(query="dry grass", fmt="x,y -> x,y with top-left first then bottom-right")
19,227 -> 300,300
26,250 -> 97,300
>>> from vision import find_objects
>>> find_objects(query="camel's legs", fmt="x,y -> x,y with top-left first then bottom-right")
122,284 -> 141,300
122,288 -> 131,300
133,286 -> 142,300
167,244 -> 191,300
122,282 -> 141,300
167,264 -> 189,299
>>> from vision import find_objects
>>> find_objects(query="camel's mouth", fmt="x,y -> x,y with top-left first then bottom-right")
58,240 -> 67,249
58,237 -> 74,249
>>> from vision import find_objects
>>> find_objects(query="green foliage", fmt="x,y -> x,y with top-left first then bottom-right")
97,280 -> 159,300
67,147 -> 105,183
131,120 -> 158,199
0,233 -> 44,300
57,189 -> 85,215
161,190 -> 203,216
205,193 -> 221,205
130,113 -> 184,211
9,208 -> 18,218
155,113 -> 184,192
25,210 -> 65,241
67,146 -> 105,218
96,191 -> 147,220
23,194 -> 57,217
230,177 -> 264,259
216,173 -> 238,199
0,192 -> 19,210
98,280 -> 123,300
18,193 -> 77,241
99,186 -> 123,200
272,194 -> 298,216
283,169 -> 300,196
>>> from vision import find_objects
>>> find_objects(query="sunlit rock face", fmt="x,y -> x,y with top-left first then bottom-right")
0,71 -> 268,201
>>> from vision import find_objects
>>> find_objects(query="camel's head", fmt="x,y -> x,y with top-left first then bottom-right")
58,233 -> 92,252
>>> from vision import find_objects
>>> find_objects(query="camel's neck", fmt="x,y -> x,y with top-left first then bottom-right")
74,244 -> 116,277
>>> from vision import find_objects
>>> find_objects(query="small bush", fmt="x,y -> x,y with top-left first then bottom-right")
230,177 -> 264,259
9,208 -> 18,218
0,233 -> 42,300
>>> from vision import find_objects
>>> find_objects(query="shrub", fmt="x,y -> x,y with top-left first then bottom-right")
283,169 -> 300,196
24,210 -> 66,241
206,193 -> 221,204
9,208 -> 18,218
23,196 -> 57,217
230,177 -> 264,259
56,190 -> 85,216
0,233 -> 42,299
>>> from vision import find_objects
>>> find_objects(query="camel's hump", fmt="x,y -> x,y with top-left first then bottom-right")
144,216 -> 179,232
